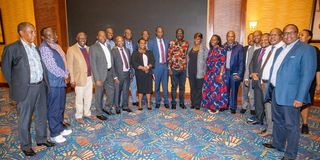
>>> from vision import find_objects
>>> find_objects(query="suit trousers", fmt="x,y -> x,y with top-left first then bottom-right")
170,69 -> 186,105
188,74 -> 203,108
154,64 -> 169,105
74,76 -> 93,119
17,81 -> 48,150
226,70 -> 241,110
48,87 -> 66,137
271,86 -> 301,159
252,80 -> 264,124
115,71 -> 130,109
130,72 -> 138,103
241,80 -> 255,110
261,82 -> 273,134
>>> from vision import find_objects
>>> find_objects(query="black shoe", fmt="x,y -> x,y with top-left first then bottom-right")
171,104 -> 176,109
147,107 -> 152,110
132,102 -> 139,106
165,104 -> 170,109
191,106 -> 195,109
250,110 -> 256,115
263,143 -> 275,149
22,148 -> 36,156
102,109 -> 114,115
195,107 -> 200,110
301,124 -> 309,134
37,141 -> 55,147
123,108 -> 133,112
155,104 -> 160,109
62,122 -> 70,128
116,109 -> 121,114
96,115 -> 108,121
180,103 -> 186,109
281,157 -> 294,160
219,108 -> 226,112
240,109 -> 246,114
138,108 -> 143,111
230,109 -> 236,114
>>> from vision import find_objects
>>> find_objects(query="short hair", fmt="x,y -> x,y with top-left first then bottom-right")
262,33 -> 270,37
270,28 -> 283,35
17,22 -> 34,34
176,28 -> 184,34
141,30 -> 149,36
209,34 -> 222,49
155,26 -> 163,32
76,32 -> 87,38
40,26 -> 51,37
194,32 -> 203,39
283,24 -> 299,33
137,38 -> 145,44
303,29 -> 313,41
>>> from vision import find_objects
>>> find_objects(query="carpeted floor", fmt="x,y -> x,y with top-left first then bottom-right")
0,88 -> 319,159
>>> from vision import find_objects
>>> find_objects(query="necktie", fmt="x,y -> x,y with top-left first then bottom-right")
260,46 -> 275,71
120,48 -> 129,69
159,39 -> 165,63
258,48 -> 266,63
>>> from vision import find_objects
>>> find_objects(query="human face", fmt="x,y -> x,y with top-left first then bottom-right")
115,36 -> 124,48
105,28 -> 114,40
43,28 -> 58,44
138,39 -> 146,50
124,29 -> 132,40
194,37 -> 202,45
20,25 -> 36,44
142,31 -> 149,41
260,35 -> 270,48
97,31 -> 107,44
155,27 -> 164,39
176,29 -> 184,41
226,31 -> 235,44
283,25 -> 298,45
253,31 -> 262,44
76,32 -> 87,48
299,30 -> 311,44
269,29 -> 282,45
210,36 -> 219,47
247,34 -> 254,46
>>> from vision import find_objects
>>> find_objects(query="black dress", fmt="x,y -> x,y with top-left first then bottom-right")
131,50 -> 155,94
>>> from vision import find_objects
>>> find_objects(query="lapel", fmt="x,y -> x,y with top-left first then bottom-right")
96,42 -> 107,61
18,40 -> 31,73
75,44 -> 87,66
278,41 -> 301,69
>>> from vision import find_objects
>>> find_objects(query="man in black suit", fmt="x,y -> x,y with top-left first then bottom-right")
1,22 -> 54,156
112,36 -> 133,113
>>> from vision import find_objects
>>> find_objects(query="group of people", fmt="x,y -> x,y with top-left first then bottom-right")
1,22 -> 319,160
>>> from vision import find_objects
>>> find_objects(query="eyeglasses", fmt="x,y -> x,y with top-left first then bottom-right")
283,31 -> 297,36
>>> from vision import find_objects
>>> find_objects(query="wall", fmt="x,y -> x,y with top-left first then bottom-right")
246,0 -> 320,48
0,0 -> 36,83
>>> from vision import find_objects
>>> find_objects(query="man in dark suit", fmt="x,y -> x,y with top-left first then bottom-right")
263,24 -> 317,160
1,22 -> 54,156
249,33 -> 270,125
223,31 -> 244,114
90,31 -> 116,120
148,26 -> 170,109
112,36 -> 133,113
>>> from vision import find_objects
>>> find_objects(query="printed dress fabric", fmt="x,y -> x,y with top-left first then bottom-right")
201,47 -> 228,110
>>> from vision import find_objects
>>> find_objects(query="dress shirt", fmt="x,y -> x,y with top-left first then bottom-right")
156,37 -> 166,63
226,50 -> 232,69
117,47 -> 130,72
143,54 -> 148,67
261,41 -> 285,80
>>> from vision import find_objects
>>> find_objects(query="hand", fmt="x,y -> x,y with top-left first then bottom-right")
233,74 -> 240,80
114,79 -> 120,84
96,80 -> 102,86
217,75 -> 222,82
168,69 -> 172,76
70,82 -> 76,88
64,76 -> 70,84
251,73 -> 259,81
293,100 -> 303,108
244,80 -> 249,87
144,67 -> 149,73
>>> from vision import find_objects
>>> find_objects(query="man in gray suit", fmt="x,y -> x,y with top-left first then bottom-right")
112,36 -> 133,113
90,31 -> 116,120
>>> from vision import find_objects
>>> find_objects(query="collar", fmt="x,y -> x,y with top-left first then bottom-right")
20,38 -> 36,48
273,41 -> 285,49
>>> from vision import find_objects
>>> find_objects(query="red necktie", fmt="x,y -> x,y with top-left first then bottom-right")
159,39 -> 165,64
258,48 -> 266,63
120,48 -> 129,69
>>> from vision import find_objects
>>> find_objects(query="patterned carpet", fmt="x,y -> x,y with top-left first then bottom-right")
0,88 -> 319,160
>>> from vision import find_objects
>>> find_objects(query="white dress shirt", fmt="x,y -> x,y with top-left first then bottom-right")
156,37 -> 166,63
117,47 -> 130,72
99,42 -> 112,69
270,40 -> 299,86
143,54 -> 148,67
261,41 -> 285,80
226,50 -> 232,69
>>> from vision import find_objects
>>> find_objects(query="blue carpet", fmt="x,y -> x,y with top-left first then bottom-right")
0,88 -> 319,159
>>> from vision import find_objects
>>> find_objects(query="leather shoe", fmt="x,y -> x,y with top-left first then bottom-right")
240,109 -> 246,114
250,110 -> 256,115
180,103 -> 186,109
230,109 -> 236,114
155,104 -> 160,108
102,109 -> 114,115
22,148 -> 36,156
301,124 -> 309,134
123,108 -> 132,112
164,104 -> 170,109
116,109 -> 121,114
132,102 -> 139,106
263,143 -> 275,149
171,104 -> 176,109
190,106 -> 195,109
96,115 -> 108,121
281,157 -> 294,160
37,141 -> 55,147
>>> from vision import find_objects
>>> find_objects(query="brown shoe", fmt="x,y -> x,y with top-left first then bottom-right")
260,132 -> 272,137
76,118 -> 85,124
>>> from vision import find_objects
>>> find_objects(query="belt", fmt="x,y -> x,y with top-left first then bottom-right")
30,80 -> 43,85
262,79 -> 268,83
270,83 -> 275,90
107,68 -> 112,71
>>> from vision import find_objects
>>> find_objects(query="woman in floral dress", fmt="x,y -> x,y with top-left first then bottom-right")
201,34 -> 228,114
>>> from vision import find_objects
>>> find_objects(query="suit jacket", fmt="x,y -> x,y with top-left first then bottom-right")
89,42 -> 115,82
226,44 -> 244,79
265,41 -> 317,106
67,44 -> 91,86
1,40 -> 49,102
147,37 -> 169,69
187,45 -> 209,79
249,48 -> 263,78
243,45 -> 255,80
111,47 -> 131,81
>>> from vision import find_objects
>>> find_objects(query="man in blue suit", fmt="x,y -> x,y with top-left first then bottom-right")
263,24 -> 317,160
223,31 -> 244,114
148,26 -> 170,108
